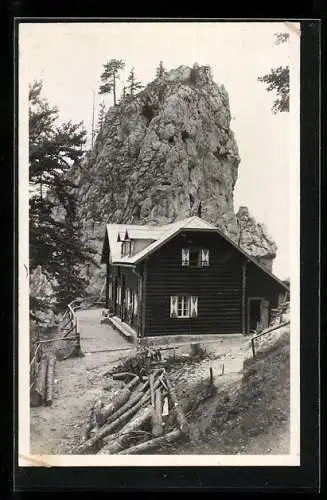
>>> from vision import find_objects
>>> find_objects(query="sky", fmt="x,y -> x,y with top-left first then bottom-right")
19,21 -> 300,280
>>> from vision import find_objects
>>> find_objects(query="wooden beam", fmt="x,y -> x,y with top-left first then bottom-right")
136,269 -> 142,338
105,263 -> 110,309
141,260 -> 148,338
242,261 -> 247,334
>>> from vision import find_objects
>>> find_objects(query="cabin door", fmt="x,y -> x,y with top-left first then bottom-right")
260,299 -> 270,329
248,298 -> 270,333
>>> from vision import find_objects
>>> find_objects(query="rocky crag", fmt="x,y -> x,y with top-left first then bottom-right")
76,64 -> 277,296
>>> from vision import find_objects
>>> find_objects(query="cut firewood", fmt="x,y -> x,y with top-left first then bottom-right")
30,355 -> 49,407
150,407 -> 164,437
134,382 -> 146,393
99,387 -> 131,425
44,353 -> 56,406
98,407 -> 153,454
94,398 -> 104,429
155,388 -> 163,421
150,371 -> 156,407
118,429 -> 182,455
112,372 -> 136,381
75,375 -> 164,454
126,375 -> 140,390
165,374 -> 189,435
139,379 -> 149,392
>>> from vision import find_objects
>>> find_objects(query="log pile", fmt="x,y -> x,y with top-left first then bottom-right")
75,368 -> 188,455
30,353 -> 57,407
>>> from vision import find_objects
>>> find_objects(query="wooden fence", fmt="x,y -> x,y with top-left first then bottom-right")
29,300 -> 82,391
250,320 -> 290,359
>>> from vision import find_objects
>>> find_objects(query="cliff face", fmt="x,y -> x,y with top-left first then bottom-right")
79,65 -> 241,238
76,64 -> 277,295
236,206 -> 277,272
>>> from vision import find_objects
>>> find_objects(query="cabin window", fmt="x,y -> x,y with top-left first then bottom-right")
121,240 -> 135,257
181,248 -> 209,267
170,295 -> 198,318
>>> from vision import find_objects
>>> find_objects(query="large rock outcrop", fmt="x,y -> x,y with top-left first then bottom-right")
236,206 -> 277,272
76,64 -> 277,294
79,65 -> 241,239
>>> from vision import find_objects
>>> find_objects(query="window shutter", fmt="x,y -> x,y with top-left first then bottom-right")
201,249 -> 209,266
170,296 -> 178,318
190,296 -> 198,317
182,248 -> 190,266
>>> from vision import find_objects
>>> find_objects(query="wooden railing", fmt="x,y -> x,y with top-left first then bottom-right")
250,320 -> 290,359
29,300 -> 82,389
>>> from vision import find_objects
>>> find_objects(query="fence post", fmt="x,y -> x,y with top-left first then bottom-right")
251,338 -> 256,359
71,310 -> 84,358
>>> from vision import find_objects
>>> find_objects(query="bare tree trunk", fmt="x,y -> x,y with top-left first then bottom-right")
98,407 -> 153,454
99,387 -> 131,425
75,375 -> 164,454
118,429 -> 181,455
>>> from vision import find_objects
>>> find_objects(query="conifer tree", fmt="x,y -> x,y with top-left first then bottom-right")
156,60 -> 166,78
99,59 -> 125,106
29,80 -> 96,311
127,67 -> 143,96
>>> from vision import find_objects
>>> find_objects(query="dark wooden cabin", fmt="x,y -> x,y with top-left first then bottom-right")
100,216 -> 289,338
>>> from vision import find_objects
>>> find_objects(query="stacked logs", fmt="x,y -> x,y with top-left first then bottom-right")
30,353 -> 56,407
75,368 -> 188,455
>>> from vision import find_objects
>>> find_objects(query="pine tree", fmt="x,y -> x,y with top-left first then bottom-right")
156,60 -> 166,78
29,80 -> 96,311
127,67 -> 143,96
99,59 -> 125,105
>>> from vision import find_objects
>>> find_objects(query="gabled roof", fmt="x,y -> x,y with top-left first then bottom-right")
102,216 -> 289,291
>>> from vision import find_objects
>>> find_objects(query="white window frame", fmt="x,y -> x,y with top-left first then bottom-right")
170,295 -> 198,319
200,248 -> 210,266
181,248 -> 210,267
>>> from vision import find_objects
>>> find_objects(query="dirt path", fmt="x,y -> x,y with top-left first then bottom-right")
30,313 -> 290,457
30,309 -> 134,454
